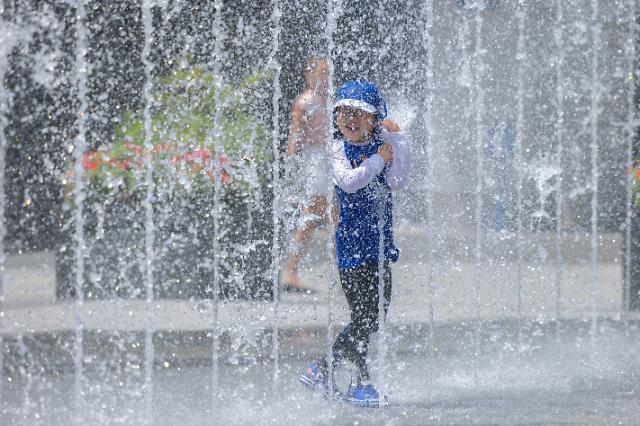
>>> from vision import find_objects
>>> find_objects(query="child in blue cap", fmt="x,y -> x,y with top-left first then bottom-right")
299,80 -> 411,407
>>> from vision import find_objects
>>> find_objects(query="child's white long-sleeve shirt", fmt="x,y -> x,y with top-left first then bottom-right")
331,129 -> 412,193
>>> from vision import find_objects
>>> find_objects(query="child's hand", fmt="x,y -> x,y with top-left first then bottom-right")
377,144 -> 393,164
381,119 -> 401,132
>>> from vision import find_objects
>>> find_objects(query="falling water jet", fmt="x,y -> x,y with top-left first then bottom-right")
0,10 -> 11,411
513,0 -> 526,334
71,0 -> 90,420
16,334 -> 32,418
375,191 -> 387,400
0,102 -> 4,419
140,0 -> 157,422
622,0 -> 636,313
245,121 -> 259,233
588,0 -> 601,341
268,0 -> 283,395
421,0 -> 436,343
472,0 -> 486,345
553,0 -> 565,327
457,0 -> 472,326
160,0 -> 184,32
374,3 -> 396,404
0,24 -> 10,420
323,0 -> 340,401
209,0 -> 224,408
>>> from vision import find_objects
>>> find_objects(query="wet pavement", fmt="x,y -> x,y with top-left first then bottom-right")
1,229 -> 639,424
2,319 -> 640,425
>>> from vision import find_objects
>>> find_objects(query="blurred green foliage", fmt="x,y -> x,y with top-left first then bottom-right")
65,57 -> 272,202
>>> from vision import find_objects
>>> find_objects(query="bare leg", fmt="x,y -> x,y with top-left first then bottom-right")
282,195 -> 328,290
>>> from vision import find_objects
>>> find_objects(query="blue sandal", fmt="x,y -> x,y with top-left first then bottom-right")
299,361 -> 328,390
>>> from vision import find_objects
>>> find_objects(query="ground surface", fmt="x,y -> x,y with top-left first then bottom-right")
2,319 -> 640,425
2,229 -> 639,424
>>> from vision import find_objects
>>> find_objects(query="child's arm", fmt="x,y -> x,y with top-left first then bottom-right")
331,139 -> 386,193
381,129 -> 411,191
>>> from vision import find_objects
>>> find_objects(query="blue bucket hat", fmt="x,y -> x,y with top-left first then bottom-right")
334,80 -> 387,122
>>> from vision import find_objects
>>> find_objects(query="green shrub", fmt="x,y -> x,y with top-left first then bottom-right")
64,57 -> 272,203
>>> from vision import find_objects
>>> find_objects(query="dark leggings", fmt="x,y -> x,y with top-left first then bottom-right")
331,261 -> 392,382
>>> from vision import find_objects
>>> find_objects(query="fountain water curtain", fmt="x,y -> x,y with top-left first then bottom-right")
472,0 -> 486,335
514,0 -> 527,328
421,0 -> 436,343
554,0 -> 565,324
376,182 -> 388,399
140,0 -> 157,422
71,0 -> 89,419
268,0 -> 283,395
0,3 -> 12,411
0,77 -> 4,420
2,0 -> 640,423
589,0 -> 601,340
623,0 -> 637,313
456,1 -> 473,329
209,0 -> 224,408
323,0 -> 340,398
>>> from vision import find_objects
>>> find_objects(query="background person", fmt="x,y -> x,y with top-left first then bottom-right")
281,57 -> 331,294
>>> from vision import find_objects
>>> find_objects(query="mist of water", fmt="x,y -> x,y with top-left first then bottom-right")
210,0 -> 225,410
1,1 -> 639,423
589,0 -> 601,340
472,0 -> 487,347
323,0 -> 341,399
71,0 -> 90,420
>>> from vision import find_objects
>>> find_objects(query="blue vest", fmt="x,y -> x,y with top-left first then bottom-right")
335,136 -> 399,270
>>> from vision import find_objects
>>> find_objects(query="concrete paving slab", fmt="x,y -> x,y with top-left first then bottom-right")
0,229 -> 633,335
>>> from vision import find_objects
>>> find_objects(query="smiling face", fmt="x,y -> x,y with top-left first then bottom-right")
335,106 -> 377,143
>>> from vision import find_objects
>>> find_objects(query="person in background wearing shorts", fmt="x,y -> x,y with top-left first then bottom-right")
281,57 -> 331,294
